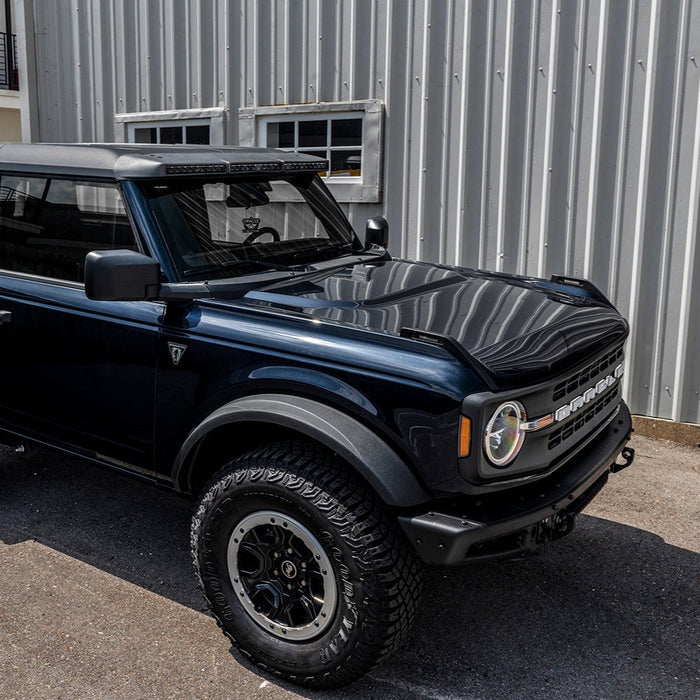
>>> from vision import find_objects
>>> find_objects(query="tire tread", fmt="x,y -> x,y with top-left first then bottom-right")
191,439 -> 423,689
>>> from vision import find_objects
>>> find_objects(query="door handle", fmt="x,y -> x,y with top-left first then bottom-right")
0,310 -> 12,325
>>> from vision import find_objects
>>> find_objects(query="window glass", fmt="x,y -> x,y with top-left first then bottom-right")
46,179 -> 77,206
298,120 -> 327,147
10,176 -> 46,199
266,121 -> 294,148
261,114 -> 363,178
331,118 -> 362,146
141,176 -> 357,282
0,176 -> 137,283
134,127 -> 157,143
75,184 -> 127,215
186,124 -> 210,145
330,150 -> 362,176
160,126 -> 183,144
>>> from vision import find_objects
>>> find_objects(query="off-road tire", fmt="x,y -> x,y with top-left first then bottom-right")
191,440 -> 423,688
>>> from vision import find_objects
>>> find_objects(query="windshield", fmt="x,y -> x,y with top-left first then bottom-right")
139,174 -> 359,281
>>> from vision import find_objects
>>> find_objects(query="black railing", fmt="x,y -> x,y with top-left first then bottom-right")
0,31 -> 18,90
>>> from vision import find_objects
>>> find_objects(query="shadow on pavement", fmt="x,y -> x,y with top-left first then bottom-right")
1,448 -> 697,700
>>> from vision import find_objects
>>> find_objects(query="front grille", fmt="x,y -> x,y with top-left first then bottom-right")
552,344 -> 624,403
548,384 -> 620,450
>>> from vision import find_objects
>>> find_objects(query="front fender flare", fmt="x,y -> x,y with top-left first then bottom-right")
172,394 -> 432,508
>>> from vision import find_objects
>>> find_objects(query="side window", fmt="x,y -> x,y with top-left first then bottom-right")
0,176 -> 137,283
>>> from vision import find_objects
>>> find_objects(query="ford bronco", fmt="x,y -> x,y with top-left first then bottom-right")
0,143 -> 634,687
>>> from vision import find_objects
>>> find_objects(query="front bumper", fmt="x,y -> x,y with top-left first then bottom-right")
399,402 -> 634,564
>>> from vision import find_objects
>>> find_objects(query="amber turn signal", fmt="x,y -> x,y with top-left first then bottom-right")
458,416 -> 471,458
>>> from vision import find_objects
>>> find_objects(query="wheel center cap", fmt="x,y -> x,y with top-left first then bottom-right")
281,560 -> 297,579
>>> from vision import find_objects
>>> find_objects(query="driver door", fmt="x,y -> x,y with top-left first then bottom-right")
0,174 -> 159,476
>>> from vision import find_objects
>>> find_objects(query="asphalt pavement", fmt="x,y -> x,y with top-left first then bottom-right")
0,434 -> 698,700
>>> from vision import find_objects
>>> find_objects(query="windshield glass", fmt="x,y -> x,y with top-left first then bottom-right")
139,175 -> 358,281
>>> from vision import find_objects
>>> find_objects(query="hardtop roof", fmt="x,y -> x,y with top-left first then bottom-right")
0,143 -> 327,179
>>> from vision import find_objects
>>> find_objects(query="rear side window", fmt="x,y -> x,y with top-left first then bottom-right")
0,175 -> 137,283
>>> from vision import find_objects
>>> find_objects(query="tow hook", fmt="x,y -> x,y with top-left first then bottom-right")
611,446 -> 635,473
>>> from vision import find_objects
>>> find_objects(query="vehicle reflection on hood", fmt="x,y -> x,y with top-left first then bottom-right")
243,259 -> 629,388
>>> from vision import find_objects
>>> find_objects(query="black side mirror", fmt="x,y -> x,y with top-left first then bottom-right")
364,216 -> 389,250
85,249 -> 161,301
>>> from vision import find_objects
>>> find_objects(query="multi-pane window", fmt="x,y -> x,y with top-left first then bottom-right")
239,100 -> 383,203
264,115 -> 363,178
129,119 -> 211,145
114,108 -> 226,147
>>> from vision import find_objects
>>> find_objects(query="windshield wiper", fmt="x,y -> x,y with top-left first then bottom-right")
286,242 -> 356,265
181,240 -> 359,279
182,258 -> 305,279
160,249 -> 386,301
181,264 -> 222,278
221,259 -> 299,272
252,250 -> 386,292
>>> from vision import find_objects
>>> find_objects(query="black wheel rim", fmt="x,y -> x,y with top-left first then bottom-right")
227,510 -> 338,640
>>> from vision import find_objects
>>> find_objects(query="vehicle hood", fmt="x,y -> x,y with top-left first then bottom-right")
237,259 -> 628,389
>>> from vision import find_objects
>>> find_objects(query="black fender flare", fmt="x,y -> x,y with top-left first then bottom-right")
172,394 -> 432,508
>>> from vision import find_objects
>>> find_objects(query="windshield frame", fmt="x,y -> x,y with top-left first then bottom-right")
137,173 -> 361,283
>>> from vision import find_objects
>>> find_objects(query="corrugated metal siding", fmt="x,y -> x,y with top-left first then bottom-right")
21,0 -> 700,423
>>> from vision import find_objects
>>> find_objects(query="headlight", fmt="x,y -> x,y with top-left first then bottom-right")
484,401 -> 526,467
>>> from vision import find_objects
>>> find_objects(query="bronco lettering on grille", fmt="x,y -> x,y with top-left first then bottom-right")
554,364 -> 624,423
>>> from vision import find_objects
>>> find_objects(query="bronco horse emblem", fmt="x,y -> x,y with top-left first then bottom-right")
167,342 -> 187,367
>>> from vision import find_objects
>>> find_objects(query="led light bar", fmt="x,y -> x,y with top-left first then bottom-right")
229,160 -> 329,173
164,160 -> 329,176
229,162 -> 282,172
282,160 -> 329,171
165,164 -> 228,175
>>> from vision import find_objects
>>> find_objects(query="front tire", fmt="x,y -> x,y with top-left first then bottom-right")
191,441 -> 423,688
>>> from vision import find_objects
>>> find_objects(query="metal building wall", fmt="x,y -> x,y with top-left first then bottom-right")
18,0 -> 700,424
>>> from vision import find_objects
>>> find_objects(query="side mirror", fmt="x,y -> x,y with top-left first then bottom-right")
364,216 -> 389,250
85,249 -> 161,301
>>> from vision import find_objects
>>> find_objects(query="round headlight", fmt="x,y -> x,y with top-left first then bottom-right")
484,401 -> 526,467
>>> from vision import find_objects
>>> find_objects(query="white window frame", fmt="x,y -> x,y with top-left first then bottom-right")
238,100 -> 383,203
114,107 -> 226,145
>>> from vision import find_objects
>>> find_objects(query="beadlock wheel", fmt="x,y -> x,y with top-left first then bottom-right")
191,440 -> 424,688
227,510 -> 338,641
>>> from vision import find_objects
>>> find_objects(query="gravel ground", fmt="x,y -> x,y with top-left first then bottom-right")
0,434 -> 698,700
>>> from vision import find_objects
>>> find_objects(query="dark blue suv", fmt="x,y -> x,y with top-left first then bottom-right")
0,143 -> 634,688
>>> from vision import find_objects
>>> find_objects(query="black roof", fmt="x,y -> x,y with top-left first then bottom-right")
0,143 -> 328,179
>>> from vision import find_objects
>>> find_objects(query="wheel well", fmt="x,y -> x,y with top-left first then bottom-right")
183,422 -> 413,510
175,394 -> 433,508
185,421 -> 305,497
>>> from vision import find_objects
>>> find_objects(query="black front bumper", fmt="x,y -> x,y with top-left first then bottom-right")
399,402 -> 634,564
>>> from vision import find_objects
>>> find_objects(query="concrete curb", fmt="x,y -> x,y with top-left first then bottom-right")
632,415 -> 700,448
